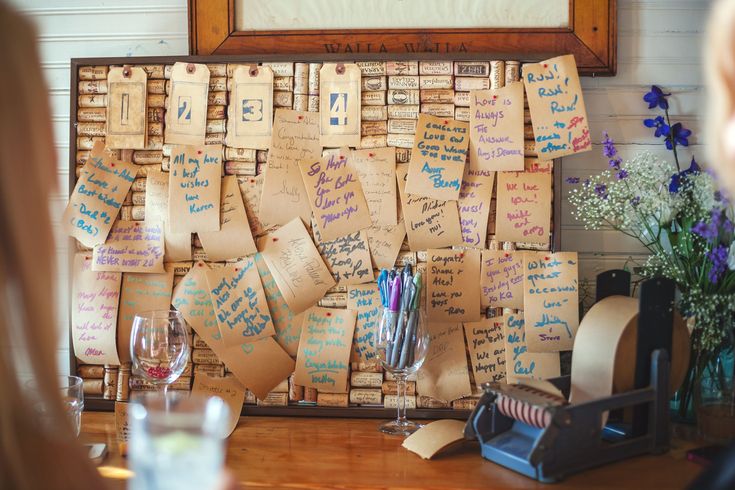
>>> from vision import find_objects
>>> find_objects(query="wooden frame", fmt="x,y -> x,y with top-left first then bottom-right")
188,0 -> 616,75
69,53 -> 562,418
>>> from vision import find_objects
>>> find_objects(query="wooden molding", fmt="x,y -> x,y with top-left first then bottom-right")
188,0 -> 616,75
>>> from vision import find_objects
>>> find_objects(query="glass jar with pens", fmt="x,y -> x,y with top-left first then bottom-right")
376,265 -> 430,436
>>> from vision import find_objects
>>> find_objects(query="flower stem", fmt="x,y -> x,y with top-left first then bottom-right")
665,108 -> 681,172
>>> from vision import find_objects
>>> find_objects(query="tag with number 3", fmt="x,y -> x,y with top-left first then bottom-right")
226,65 -> 274,150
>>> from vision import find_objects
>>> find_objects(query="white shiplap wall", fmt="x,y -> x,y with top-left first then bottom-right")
10,0 -> 709,373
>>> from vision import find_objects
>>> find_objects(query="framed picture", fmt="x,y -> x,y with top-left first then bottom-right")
188,0 -> 616,75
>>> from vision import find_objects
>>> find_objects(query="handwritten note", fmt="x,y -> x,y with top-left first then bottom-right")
205,258 -> 275,347
117,267 -> 174,363
396,164 -> 463,250
417,323 -> 472,402
294,307 -> 357,393
191,374 -> 246,437
220,336 -> 295,400
259,109 -> 320,226
405,114 -> 469,201
63,142 -> 136,247
523,252 -> 579,352
92,220 -> 164,273
168,144 -> 222,234
313,224 -> 373,286
260,218 -> 336,314
172,261 -> 221,348
458,168 -> 495,248
255,253 -> 304,356
463,319 -> 506,386
145,170 -> 191,261
350,147 -> 397,226
366,219 -> 407,270
523,55 -> 591,159
495,160 -> 552,246
299,151 -> 372,241
427,249 -> 481,322
238,174 -> 269,236
347,284 -> 380,364
469,83 -> 524,171
480,250 -> 524,310
71,253 -> 121,365
503,313 -> 560,382
199,175 -> 257,261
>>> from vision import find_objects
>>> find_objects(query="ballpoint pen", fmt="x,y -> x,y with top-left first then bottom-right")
384,275 -> 402,363
399,273 -> 422,369
390,281 -> 414,368
377,269 -> 388,307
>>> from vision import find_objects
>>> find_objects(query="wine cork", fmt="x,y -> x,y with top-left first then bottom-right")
79,65 -> 108,80
382,380 -> 416,396
362,76 -> 387,91
82,378 -> 104,396
387,89 -> 419,105
419,61 -> 452,75
361,120 -> 388,136
384,394 -> 416,409
387,119 -> 417,134
303,387 -> 318,403
317,392 -> 349,407
454,61 -> 489,77
420,104 -> 454,118
452,397 -> 480,410
419,89 -> 455,104
103,366 -> 118,400
194,364 -> 226,377
387,104 -> 419,120
77,365 -> 105,378
454,77 -> 490,91
350,371 -> 384,388
419,75 -> 453,90
147,79 -> 166,95
294,63 -> 308,95
505,61 -> 521,83
78,80 -> 107,95
387,61 -> 418,76
289,375 -> 305,402
257,392 -> 288,406
77,107 -> 106,122
418,395 -> 450,409
388,76 -> 419,90
140,64 -> 165,79
490,60 -> 505,89
350,389 -> 383,405
356,61 -> 386,76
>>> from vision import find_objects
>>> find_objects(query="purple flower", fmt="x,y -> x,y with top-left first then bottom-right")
594,184 -> 608,199
643,85 -> 671,110
631,196 -> 641,207
692,220 -> 718,242
616,169 -> 629,180
601,131 -> 617,158
644,116 -> 670,138
707,244 -> 729,283
666,123 -> 692,150
669,157 -> 700,193
565,177 -> 580,184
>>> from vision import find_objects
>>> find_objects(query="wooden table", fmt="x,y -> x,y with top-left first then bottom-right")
82,412 -> 703,489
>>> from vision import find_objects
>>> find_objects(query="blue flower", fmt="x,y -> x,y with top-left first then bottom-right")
669,157 -> 700,193
707,244 -> 729,283
644,116 -> 670,138
601,131 -> 617,158
692,220 -> 718,242
565,177 -> 580,184
665,123 -> 691,150
643,85 -> 671,110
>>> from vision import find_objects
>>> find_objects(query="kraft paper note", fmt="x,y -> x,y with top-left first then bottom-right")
469,82 -> 524,171
320,63 -> 361,147
192,374 -> 246,437
458,167 -> 495,248
172,261 -> 221,349
168,144 -> 223,234
294,307 -> 357,393
480,250 -> 525,310
165,62 -> 210,146
417,323 -> 472,402
63,141 -> 136,247
226,65 -> 273,150
402,420 -> 467,460
221,336 -> 296,400
347,284 -> 380,364
259,218 -> 336,314
464,318 -> 506,386
366,219 -> 407,270
523,252 -> 579,352
145,170 -> 191,261
523,55 -> 591,159
71,253 -> 121,365
427,249 -> 481,323
495,161 -> 552,246
198,175 -> 258,261
405,114 -> 469,201
106,66 -> 147,149
92,220 -> 165,273
350,147 -> 398,226
238,174 -> 270,237
503,313 -> 560,382
313,224 -> 373,286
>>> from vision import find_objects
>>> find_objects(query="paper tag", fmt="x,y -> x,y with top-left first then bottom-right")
71,253 -> 121,365
106,66 -> 147,149
192,374 -> 246,437
319,63 -> 361,147
347,284 -> 380,364
313,224 -> 373,286
405,114 -> 469,201
402,420 -> 466,460
172,261 -> 222,349
366,219 -> 407,270
464,318 -> 506,386
427,249 -> 481,322
220,337 -> 295,400
417,323 -> 472,402
254,253 -> 304,356
145,170 -> 192,261
259,109 -> 320,226
503,312 -> 560,382
165,62 -> 210,145
294,307 -> 357,393
168,144 -> 222,234
63,142 -> 137,247
469,83 -> 525,171
350,148 -> 397,226
226,65 -> 273,150
205,258 -> 275,347
199,176 -> 257,261
480,250 -> 525,310
523,55 -> 591,159
238,174 -> 270,237
523,252 -> 579,352
299,151 -> 372,241
396,164 -> 463,250
495,161 -> 552,246
117,267 -> 174,363
92,220 -> 165,273
260,218 -> 336,314
458,168 -> 495,248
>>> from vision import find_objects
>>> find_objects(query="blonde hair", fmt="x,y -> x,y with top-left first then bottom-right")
0,3 -> 103,488
706,0 -> 735,196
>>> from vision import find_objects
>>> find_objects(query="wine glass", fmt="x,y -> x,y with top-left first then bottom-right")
376,296 -> 430,436
130,310 -> 190,396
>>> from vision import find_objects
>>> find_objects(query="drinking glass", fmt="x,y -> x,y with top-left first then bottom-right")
129,392 -> 229,490
60,374 -> 85,437
376,305 -> 430,436
130,310 -> 190,395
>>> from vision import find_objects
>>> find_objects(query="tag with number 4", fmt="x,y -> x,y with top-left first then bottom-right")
319,63 -> 361,147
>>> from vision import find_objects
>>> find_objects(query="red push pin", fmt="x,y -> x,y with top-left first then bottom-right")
250,179 -> 255,183
504,253 -> 509,257
543,64 -> 548,68
198,263 -> 204,267
459,253 -> 464,258
339,155 -> 344,160
272,237 -> 279,242
234,268 -> 239,272
368,152 -> 374,158
197,150 -> 202,155
297,115 -> 303,120
85,256 -> 90,260
326,312 -> 332,317
111,163 -> 115,167
544,256 -> 550,261
493,95 -> 497,100
444,120 -> 449,125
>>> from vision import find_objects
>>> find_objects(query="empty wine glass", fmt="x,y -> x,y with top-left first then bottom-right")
376,298 -> 430,436
130,310 -> 190,396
